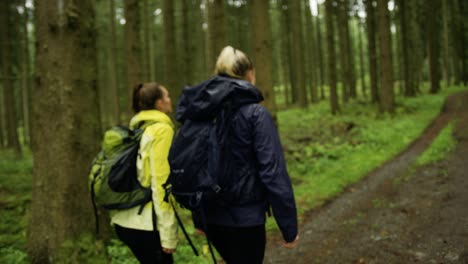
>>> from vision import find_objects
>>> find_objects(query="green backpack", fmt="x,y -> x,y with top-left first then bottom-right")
89,123 -> 153,234
90,123 -> 201,256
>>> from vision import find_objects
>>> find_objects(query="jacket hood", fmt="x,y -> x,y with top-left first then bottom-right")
129,110 -> 174,129
175,75 -> 263,122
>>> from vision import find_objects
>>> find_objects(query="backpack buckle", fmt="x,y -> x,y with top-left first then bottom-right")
163,187 -> 171,203
195,191 -> 203,202
212,185 -> 221,194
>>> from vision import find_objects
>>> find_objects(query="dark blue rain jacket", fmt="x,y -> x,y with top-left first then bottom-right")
176,75 -> 298,242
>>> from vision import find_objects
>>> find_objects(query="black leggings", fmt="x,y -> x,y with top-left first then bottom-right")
114,224 -> 173,264
207,224 -> 266,264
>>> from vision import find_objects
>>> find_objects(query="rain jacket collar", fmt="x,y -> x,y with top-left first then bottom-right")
175,75 -> 264,122
129,109 -> 174,129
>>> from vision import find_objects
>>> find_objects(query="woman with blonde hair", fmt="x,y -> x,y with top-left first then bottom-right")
174,46 -> 299,263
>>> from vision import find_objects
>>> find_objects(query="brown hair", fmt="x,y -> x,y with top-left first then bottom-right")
214,46 -> 254,79
132,82 -> 164,113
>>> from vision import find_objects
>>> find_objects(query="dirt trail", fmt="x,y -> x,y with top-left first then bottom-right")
265,91 -> 468,264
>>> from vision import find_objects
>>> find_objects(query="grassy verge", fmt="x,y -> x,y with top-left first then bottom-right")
270,85 -> 465,227
416,122 -> 456,166
0,85 -> 465,263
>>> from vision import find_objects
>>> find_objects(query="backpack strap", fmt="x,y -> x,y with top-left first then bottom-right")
90,173 -> 100,237
136,120 -> 159,216
138,120 -> 158,130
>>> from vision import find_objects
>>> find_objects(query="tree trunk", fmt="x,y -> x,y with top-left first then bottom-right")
147,0 -> 156,82
458,0 -> 468,85
357,20 -> 367,98
304,0 -> 318,103
337,0 -> 349,103
0,85 -> 4,147
326,0 -> 339,114
406,0 -> 423,96
301,0 -> 311,103
441,0 -> 452,86
365,0 -> 379,103
344,3 -> 356,99
210,0 -> 226,67
394,2 -> 404,95
227,4 -> 241,49
141,0 -> 150,81
450,0 -> 462,85
0,0 -> 21,154
193,0 -> 204,82
278,1 -> 292,106
250,0 -> 277,121
124,0 -> 142,117
289,0 -> 307,107
427,0 -> 442,93
270,4 -> 282,95
281,2 -> 296,104
315,2 -> 326,100
107,0 -> 120,125
397,0 -> 410,95
182,0 -> 195,85
28,0 -> 101,262
96,0 -> 109,130
21,0 -> 32,146
279,1 -> 293,105
377,0 -> 395,113
239,4 -> 252,57
162,0 -> 179,110
204,0 -> 213,75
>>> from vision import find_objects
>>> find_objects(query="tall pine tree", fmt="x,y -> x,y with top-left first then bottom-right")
28,0 -> 101,261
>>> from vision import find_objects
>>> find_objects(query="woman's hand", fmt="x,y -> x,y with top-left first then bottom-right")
162,247 -> 176,254
195,228 -> 206,236
282,235 -> 299,249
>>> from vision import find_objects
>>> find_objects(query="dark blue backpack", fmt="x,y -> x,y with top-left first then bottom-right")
162,106 -> 239,264
163,106 -> 234,211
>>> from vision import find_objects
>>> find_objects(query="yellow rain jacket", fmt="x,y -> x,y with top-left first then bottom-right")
110,110 -> 178,249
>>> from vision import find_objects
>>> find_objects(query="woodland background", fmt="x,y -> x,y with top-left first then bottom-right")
0,0 -> 467,263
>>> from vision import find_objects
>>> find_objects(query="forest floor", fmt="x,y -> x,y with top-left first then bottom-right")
264,91 -> 468,264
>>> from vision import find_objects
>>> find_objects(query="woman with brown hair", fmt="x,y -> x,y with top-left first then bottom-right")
110,83 -> 177,264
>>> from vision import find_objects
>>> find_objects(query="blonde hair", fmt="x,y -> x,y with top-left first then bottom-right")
214,46 -> 253,79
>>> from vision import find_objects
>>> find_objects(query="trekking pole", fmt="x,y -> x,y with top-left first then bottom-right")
170,200 -> 199,256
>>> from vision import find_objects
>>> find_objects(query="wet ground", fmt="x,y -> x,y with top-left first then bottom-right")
265,91 -> 468,264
